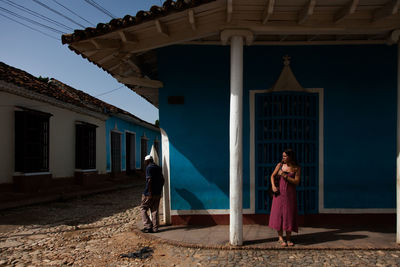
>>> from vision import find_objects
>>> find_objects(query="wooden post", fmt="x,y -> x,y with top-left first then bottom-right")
229,35 -> 244,246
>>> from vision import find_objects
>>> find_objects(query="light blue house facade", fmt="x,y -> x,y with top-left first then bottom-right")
105,114 -> 160,174
158,44 -> 396,223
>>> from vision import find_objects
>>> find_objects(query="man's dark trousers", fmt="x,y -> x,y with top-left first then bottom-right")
140,195 -> 161,232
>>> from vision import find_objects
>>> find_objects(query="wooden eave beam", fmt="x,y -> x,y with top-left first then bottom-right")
334,0 -> 359,23
90,38 -> 121,49
336,35 -> 346,41
298,0 -> 316,25
113,75 -> 163,88
83,50 -> 101,57
108,62 -> 122,72
280,35 -> 288,42
373,0 -> 400,21
262,0 -> 275,24
246,22 -> 394,35
90,39 -> 100,49
118,30 -> 137,43
123,58 -> 141,73
185,39 -> 387,45
227,0 -> 233,23
307,35 -> 318,41
97,53 -> 116,65
118,67 -> 135,77
118,28 -> 221,55
155,19 -> 169,37
188,9 -> 196,30
367,33 -> 384,40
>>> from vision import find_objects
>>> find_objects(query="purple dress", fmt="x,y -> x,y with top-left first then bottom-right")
268,171 -> 298,232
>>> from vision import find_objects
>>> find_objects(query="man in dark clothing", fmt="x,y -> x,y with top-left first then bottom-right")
140,155 -> 164,233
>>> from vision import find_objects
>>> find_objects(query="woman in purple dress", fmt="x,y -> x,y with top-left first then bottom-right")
268,149 -> 301,247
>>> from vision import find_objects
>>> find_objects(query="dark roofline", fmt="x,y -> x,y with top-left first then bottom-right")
66,45 -> 156,106
61,0 -> 215,44
0,61 -> 159,130
60,0 -> 215,108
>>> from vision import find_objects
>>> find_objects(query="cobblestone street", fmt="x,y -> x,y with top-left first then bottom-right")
1,185 -> 400,266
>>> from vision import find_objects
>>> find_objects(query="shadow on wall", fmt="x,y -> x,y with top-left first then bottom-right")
165,102 -> 231,210
175,188 -> 216,225
159,45 -> 232,211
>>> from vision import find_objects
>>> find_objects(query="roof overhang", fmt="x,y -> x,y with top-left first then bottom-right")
62,0 -> 400,106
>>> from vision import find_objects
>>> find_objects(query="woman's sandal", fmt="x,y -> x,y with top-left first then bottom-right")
278,239 -> 287,247
286,241 -> 294,247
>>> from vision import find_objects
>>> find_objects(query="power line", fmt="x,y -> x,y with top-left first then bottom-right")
94,85 -> 124,97
0,6 -> 65,34
52,0 -> 94,27
83,0 -> 115,19
1,0 -> 73,31
0,12 -> 59,40
84,0 -> 115,19
32,0 -> 86,28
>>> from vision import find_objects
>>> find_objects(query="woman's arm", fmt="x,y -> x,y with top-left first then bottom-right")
285,167 -> 301,185
270,163 -> 281,191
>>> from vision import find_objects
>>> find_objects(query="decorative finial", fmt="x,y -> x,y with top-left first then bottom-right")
283,55 -> 291,66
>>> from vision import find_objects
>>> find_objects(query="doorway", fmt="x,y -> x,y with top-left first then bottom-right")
125,132 -> 136,174
111,131 -> 121,173
255,92 -> 319,214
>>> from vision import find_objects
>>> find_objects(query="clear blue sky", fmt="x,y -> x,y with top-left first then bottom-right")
0,0 -> 162,124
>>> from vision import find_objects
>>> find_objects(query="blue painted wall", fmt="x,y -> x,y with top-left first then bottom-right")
158,45 -> 396,211
105,116 -> 161,171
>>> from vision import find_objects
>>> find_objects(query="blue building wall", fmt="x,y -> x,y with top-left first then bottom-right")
158,45 -> 397,211
105,116 -> 161,171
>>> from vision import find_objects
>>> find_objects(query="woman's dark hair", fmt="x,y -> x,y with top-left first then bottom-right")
284,148 -> 299,166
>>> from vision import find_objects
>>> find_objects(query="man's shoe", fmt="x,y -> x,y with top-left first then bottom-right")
141,228 -> 154,233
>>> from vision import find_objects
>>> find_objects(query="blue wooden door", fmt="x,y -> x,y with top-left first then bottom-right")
255,92 -> 318,214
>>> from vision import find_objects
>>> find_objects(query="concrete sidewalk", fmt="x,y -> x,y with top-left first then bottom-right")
136,222 -> 399,250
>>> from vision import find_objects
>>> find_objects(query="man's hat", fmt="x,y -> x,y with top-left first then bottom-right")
145,155 -> 153,161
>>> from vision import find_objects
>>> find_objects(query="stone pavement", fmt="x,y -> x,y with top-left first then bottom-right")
1,183 -> 400,266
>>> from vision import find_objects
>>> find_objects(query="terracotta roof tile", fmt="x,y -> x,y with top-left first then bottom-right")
0,61 -> 158,128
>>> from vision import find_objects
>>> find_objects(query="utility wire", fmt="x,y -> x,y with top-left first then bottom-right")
52,0 -> 94,27
1,0 -> 73,31
0,12 -> 59,40
84,0 -> 115,19
0,6 -> 64,34
94,85 -> 124,97
32,0 -> 85,28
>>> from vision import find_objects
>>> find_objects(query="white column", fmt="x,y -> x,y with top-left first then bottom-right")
229,35 -> 244,246
397,40 -> 400,243
161,128 -> 171,225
